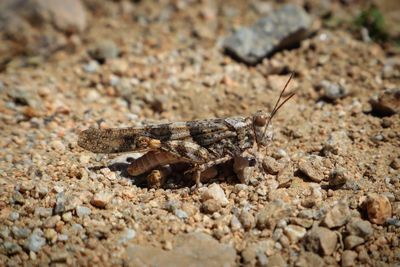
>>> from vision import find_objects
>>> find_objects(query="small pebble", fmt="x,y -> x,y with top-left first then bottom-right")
298,155 -> 324,182
318,80 -> 347,100
165,199 -> 181,212
51,251 -> 69,263
44,228 -> 57,242
79,154 -> 91,164
323,201 -> 351,228
346,218 -> 373,238
230,215 -> 242,231
202,199 -> 221,214
390,157 -> 400,170
12,191 -> 26,205
24,230 -> 46,252
58,234 -> 69,241
296,252 -> 324,267
369,89 -> 400,116
341,250 -> 358,267
239,211 -> 255,230
43,215 -> 61,228
8,211 -> 19,221
76,206 -> 92,217
3,242 -> 22,255
90,192 -> 113,208
276,164 -> 293,188
344,235 -> 364,249
174,209 -> 188,219
89,39 -> 119,61
283,224 -> 306,243
234,184 -> 248,193
71,224 -> 84,234
118,229 -> 136,244
62,211 -> 72,222
365,194 -> 392,225
50,140 -> 66,152
34,207 -> 53,218
267,254 -> 286,267
304,226 -> 337,256
201,183 -> 229,206
329,167 -> 349,188
12,226 -> 30,239
263,156 -> 282,174
53,185 -> 64,193
0,227 -> 10,239
83,60 -> 100,73
35,185 -> 49,198
54,192 -> 66,214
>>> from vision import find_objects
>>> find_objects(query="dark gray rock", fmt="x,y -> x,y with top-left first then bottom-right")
223,4 -> 312,64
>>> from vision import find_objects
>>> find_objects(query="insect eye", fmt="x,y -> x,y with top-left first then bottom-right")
254,115 -> 266,127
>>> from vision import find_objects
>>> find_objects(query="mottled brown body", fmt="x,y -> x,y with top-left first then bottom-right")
78,117 -> 255,187
78,75 -> 295,187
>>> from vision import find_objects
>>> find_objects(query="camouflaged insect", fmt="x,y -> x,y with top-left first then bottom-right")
78,75 -> 295,188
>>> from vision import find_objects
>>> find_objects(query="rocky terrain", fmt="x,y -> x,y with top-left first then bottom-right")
0,0 -> 399,266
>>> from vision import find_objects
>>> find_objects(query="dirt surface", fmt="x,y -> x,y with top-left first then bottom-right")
0,0 -> 399,266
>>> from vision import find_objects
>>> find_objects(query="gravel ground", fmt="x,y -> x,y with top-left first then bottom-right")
0,0 -> 399,266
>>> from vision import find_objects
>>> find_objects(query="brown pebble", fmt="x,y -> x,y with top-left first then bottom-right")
201,199 -> 221,214
323,202 -> 351,228
298,156 -> 324,182
304,226 -> 337,256
365,194 -> 392,225
344,235 -> 364,249
341,250 -> 358,267
90,192 -> 114,209
263,156 -> 282,174
239,211 -> 255,230
390,157 -> 400,170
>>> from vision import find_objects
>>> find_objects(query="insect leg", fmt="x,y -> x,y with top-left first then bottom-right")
188,155 -> 233,187
146,166 -> 172,189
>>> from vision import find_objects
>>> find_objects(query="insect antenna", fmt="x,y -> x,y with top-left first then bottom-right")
262,73 -> 295,140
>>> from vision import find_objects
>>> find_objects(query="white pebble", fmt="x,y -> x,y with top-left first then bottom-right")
201,183 -> 229,206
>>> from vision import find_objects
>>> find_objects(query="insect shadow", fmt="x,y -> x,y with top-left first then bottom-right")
86,157 -> 143,187
88,157 -> 240,189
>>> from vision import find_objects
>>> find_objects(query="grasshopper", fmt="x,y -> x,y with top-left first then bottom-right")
78,75 -> 295,188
